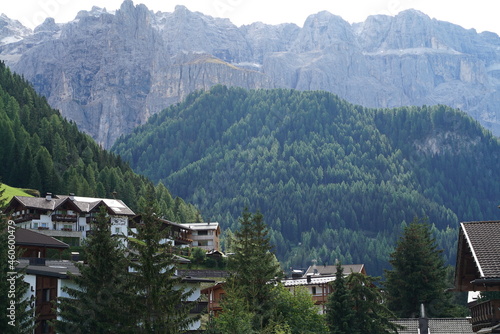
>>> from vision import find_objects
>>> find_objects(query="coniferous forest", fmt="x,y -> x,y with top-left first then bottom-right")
112,85 -> 500,275
0,61 -> 199,224
1,54 -> 500,275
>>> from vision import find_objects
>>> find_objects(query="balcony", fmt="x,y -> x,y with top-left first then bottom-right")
185,301 -> 209,314
35,228 -> 82,239
52,214 -> 77,222
13,214 -> 40,223
469,299 -> 500,332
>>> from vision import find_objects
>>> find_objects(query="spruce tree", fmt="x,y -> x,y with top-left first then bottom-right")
326,262 -> 356,334
55,205 -> 134,333
224,208 -> 282,331
383,217 -> 453,318
0,184 -> 35,333
128,190 -> 194,333
346,273 -> 400,334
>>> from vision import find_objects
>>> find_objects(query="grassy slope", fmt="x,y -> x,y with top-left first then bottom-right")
1,183 -> 33,203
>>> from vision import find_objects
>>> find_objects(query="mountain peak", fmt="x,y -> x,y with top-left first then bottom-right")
34,18 -> 60,34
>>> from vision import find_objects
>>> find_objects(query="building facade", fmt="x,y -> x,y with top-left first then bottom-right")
6,193 -> 135,245
182,222 -> 221,251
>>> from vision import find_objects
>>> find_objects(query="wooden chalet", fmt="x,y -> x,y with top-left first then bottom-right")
6,193 -> 135,245
15,227 -> 69,258
455,220 -> 500,333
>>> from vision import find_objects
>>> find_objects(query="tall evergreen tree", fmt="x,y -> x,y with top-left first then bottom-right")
326,262 -> 356,334
224,208 -> 282,331
346,273 -> 400,334
55,205 -> 134,333
128,189 -> 194,333
383,217 -> 454,318
0,182 -> 35,333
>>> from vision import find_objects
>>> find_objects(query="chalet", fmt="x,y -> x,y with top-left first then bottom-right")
18,258 -> 80,334
6,193 -> 135,245
15,227 -> 69,258
202,263 -> 366,316
454,220 -> 500,333
182,222 -> 221,251
282,263 -> 366,314
201,282 -> 225,317
130,215 -> 193,249
15,228 -> 213,334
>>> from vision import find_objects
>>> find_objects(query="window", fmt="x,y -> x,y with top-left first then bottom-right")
32,223 -> 38,229
198,230 -> 208,236
114,227 -> 121,234
40,320 -> 50,334
42,288 -> 50,302
311,287 -> 317,295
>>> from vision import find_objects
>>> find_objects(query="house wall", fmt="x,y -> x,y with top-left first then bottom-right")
35,275 -> 58,334
23,274 -> 36,319
57,279 -> 79,299
191,229 -> 219,250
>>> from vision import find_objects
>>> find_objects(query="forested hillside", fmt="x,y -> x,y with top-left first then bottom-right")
113,85 -> 500,274
0,61 -> 199,223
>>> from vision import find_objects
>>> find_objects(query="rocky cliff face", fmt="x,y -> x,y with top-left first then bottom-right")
1,1 -> 499,148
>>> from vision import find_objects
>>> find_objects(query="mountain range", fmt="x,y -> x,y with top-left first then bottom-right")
1,0 -> 500,148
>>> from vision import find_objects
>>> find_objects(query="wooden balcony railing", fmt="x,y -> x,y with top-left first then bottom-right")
13,214 -> 40,223
52,214 -> 77,222
469,299 -> 500,332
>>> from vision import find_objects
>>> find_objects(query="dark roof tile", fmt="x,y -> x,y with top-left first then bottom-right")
461,221 -> 500,278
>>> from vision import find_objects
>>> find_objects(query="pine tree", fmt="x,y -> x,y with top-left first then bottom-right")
128,190 -> 194,333
326,262 -> 356,334
55,205 -> 134,333
383,217 -> 453,318
346,273 -> 400,334
224,208 -> 282,331
0,182 -> 35,333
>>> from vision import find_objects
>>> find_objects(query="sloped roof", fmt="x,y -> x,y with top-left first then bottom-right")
17,259 -> 80,278
460,221 -> 500,278
283,275 -> 336,287
303,264 -> 365,276
455,220 -> 500,292
59,195 -> 135,216
391,318 -> 473,334
15,228 -> 69,249
185,222 -> 219,230
8,195 -> 68,211
7,195 -> 135,216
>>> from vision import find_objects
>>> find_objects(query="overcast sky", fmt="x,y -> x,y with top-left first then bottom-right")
2,0 -> 500,35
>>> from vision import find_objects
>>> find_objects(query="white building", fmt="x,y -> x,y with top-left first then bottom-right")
6,193 -> 135,245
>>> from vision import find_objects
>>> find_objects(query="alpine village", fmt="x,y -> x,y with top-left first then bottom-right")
1,1 -> 500,333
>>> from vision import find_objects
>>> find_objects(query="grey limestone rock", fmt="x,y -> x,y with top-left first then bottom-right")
1,1 -> 500,148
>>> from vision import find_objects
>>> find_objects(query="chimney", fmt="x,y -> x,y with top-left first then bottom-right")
418,303 -> 429,334
45,193 -> 52,201
69,193 -> 75,201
